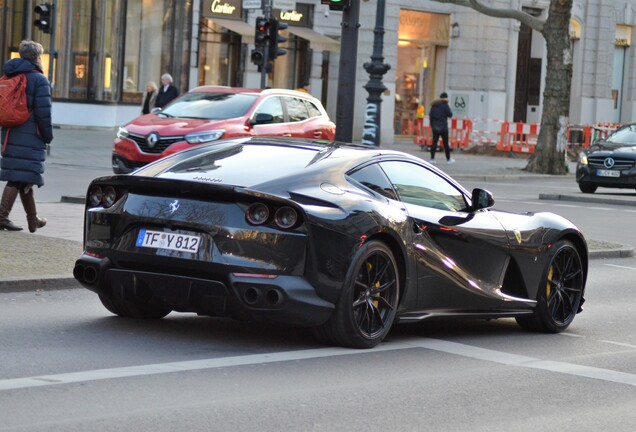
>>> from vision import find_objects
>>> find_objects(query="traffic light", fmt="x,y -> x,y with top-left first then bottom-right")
254,17 -> 270,50
250,48 -> 264,68
320,0 -> 351,11
34,3 -> 51,33
268,19 -> 287,61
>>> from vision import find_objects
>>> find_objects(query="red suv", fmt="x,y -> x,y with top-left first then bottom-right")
112,86 -> 336,174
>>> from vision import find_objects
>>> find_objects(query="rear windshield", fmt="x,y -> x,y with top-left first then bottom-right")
161,92 -> 258,120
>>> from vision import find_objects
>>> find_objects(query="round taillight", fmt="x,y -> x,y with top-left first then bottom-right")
88,186 -> 103,207
275,206 -> 298,229
102,186 -> 117,208
246,203 -> 270,225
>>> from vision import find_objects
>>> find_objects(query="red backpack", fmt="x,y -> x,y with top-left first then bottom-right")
0,73 -> 31,128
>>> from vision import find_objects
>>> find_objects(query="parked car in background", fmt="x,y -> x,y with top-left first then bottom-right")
576,123 -> 636,193
112,86 -> 335,174
77,137 -> 588,349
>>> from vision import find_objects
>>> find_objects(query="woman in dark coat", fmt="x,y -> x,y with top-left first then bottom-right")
0,40 -> 53,232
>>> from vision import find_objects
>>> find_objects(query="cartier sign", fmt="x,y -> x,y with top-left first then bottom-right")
202,0 -> 243,19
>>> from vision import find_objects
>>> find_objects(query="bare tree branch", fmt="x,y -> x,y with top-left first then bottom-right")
432,0 -> 546,32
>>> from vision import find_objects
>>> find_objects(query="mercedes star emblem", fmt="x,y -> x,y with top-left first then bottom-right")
604,157 -> 615,169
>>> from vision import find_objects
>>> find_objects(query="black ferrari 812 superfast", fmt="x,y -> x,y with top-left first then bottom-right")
74,137 -> 588,348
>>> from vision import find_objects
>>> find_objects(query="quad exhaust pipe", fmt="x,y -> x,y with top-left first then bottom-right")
242,286 -> 284,308
73,263 -> 99,286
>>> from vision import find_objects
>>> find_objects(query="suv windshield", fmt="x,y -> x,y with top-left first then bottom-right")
606,124 -> 636,146
161,92 -> 258,120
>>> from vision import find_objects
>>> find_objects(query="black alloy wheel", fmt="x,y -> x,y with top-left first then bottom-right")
99,294 -> 172,320
516,239 -> 584,333
313,241 -> 400,349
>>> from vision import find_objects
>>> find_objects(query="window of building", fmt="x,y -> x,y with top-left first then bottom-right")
198,19 -> 243,87
0,0 -> 191,105
395,10 -> 449,136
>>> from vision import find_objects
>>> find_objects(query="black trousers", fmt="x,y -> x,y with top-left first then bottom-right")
431,129 -> 450,160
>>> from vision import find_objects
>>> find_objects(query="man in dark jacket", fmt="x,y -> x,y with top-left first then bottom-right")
429,92 -> 454,164
0,40 -> 53,232
154,73 -> 179,108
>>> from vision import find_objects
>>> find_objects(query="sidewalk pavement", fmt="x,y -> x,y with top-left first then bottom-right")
0,129 -> 632,293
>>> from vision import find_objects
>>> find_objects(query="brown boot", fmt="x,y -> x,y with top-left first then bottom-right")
0,185 -> 23,231
19,186 -> 46,233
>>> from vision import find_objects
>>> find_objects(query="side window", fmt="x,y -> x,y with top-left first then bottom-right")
254,97 -> 285,123
284,97 -> 309,122
379,161 -> 467,211
348,163 -> 398,200
305,101 -> 322,118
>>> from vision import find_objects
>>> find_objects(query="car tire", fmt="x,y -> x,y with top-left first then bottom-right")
98,294 -> 172,320
578,183 -> 597,193
312,241 -> 399,349
516,239 -> 584,333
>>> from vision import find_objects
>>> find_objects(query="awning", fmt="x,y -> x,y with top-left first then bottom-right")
211,18 -> 254,44
286,27 -> 340,52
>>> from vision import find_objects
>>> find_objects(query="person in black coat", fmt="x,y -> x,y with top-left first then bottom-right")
0,40 -> 53,232
154,73 -> 179,108
429,92 -> 454,164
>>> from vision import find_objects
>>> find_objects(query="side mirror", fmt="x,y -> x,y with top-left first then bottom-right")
251,113 -> 274,125
151,107 -> 162,114
470,188 -> 494,211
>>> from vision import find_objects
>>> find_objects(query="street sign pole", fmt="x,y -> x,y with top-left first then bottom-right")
334,0 -> 360,143
48,0 -> 56,86
261,0 -> 272,89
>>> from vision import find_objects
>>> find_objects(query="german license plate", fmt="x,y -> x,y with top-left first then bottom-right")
136,229 -> 200,253
596,169 -> 620,178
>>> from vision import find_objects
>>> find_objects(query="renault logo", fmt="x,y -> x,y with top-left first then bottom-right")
146,132 -> 160,148
604,157 -> 615,168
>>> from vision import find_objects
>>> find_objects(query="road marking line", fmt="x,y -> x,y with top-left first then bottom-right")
599,340 -> 636,349
604,264 -> 636,270
3,337 -> 636,391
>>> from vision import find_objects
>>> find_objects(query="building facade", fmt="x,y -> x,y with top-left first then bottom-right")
0,0 -> 634,144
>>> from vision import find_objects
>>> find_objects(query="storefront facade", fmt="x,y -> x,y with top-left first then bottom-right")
0,0 -> 192,127
1,0 -> 635,141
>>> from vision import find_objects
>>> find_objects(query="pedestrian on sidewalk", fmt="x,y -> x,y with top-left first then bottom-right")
154,73 -> 179,108
0,40 -> 53,232
429,92 -> 454,164
141,81 -> 158,114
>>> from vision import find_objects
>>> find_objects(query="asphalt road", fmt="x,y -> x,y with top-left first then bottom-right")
1,255 -> 636,431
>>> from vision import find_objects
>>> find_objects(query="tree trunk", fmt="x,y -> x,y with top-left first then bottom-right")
525,0 -> 573,174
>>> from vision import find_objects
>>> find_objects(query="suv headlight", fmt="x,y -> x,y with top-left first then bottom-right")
185,130 -> 224,144
117,127 -> 129,139
578,152 -> 588,165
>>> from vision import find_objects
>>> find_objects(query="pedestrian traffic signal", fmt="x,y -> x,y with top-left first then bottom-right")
34,3 -> 51,33
250,48 -> 265,67
254,17 -> 270,50
320,0 -> 350,11
268,19 -> 287,60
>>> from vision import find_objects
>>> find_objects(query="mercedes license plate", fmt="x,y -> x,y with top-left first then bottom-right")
136,229 -> 200,253
596,169 -> 620,178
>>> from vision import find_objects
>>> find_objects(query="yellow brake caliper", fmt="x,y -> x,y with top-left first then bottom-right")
546,266 -> 554,298
366,262 -> 380,307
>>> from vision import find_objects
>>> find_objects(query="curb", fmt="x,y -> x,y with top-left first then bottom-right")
0,276 -> 78,293
61,195 -> 86,204
540,193 -> 636,207
1,244 -> 631,295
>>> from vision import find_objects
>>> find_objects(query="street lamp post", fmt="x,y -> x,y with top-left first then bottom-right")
361,0 -> 390,147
